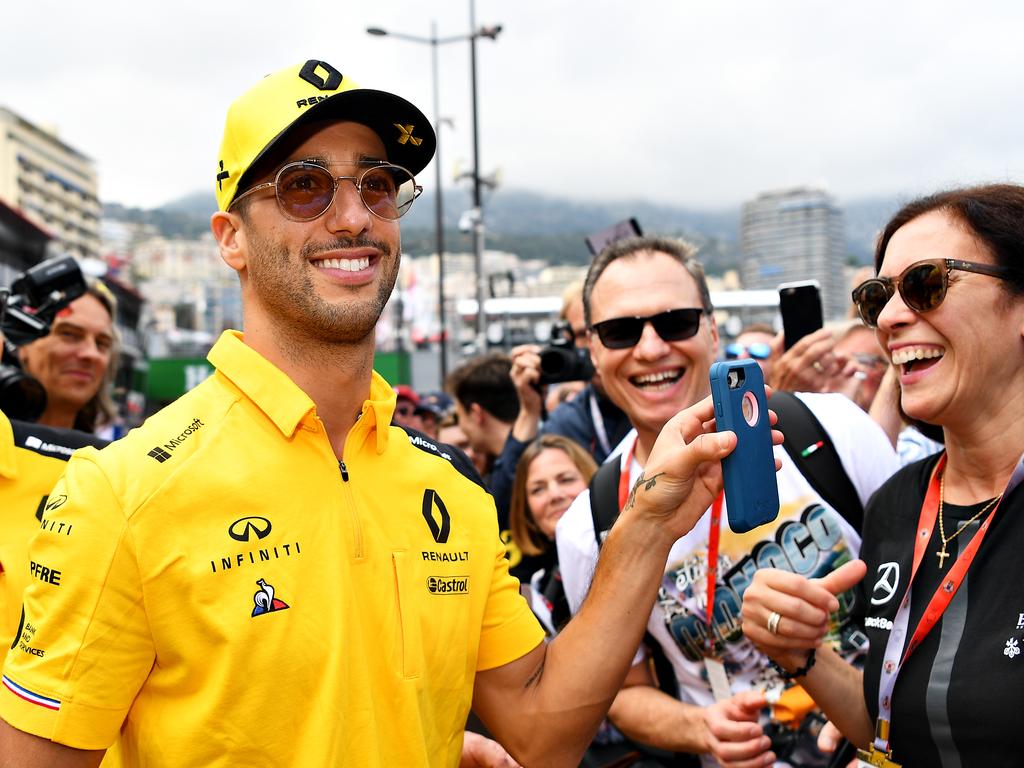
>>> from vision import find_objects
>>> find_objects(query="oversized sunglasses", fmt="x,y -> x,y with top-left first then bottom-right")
852,258 -> 1013,328
590,308 -> 706,350
725,342 -> 771,360
231,161 -> 422,221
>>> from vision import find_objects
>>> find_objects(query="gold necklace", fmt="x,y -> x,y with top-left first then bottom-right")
936,472 -> 1002,568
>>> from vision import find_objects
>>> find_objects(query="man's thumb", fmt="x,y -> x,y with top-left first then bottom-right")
815,559 -> 867,596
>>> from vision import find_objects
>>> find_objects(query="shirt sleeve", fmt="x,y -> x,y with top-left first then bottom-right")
0,454 -> 153,749
476,532 -> 546,671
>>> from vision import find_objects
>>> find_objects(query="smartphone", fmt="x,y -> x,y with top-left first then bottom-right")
709,359 -> 779,533
778,280 -> 823,350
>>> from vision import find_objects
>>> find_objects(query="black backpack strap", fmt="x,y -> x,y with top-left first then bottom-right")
588,457 -> 622,550
769,391 -> 864,533
540,565 -> 572,633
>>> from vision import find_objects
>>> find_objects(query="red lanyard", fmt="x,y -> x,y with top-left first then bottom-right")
900,454 -> 1004,662
617,435 -> 724,656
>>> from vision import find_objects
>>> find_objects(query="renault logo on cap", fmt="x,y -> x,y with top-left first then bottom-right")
229,516 -> 273,542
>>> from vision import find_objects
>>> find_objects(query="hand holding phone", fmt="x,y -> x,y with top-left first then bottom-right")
778,280 -> 823,350
709,360 -> 780,533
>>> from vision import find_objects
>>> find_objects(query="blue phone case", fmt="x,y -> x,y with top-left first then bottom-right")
709,359 -> 780,533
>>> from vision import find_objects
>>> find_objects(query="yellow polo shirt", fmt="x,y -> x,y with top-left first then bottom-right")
0,331 -> 543,767
0,413 -> 105,653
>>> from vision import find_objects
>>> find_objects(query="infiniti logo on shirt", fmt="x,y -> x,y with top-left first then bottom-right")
229,516 -> 273,542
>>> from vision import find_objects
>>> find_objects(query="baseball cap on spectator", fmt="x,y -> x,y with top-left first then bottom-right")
417,391 -> 454,419
394,385 -> 420,406
215,58 -> 437,211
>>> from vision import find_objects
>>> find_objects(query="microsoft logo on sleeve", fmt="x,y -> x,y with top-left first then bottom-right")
148,447 -> 172,463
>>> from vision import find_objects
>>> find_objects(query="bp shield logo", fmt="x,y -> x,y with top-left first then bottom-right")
421,489 -> 450,544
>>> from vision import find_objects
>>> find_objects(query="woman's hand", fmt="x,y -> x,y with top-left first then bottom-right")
741,560 -> 867,670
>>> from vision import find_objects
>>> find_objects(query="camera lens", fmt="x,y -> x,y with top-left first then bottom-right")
0,365 -> 48,422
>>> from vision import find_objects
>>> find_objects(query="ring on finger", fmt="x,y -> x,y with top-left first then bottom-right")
766,610 -> 782,635
812,361 -> 825,373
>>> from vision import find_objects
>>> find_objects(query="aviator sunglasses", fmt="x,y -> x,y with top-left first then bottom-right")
590,308 -> 706,350
231,161 -> 422,221
852,257 -> 1014,328
725,342 -> 772,360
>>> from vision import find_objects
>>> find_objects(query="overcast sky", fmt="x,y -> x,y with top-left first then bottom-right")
3,0 -> 1022,211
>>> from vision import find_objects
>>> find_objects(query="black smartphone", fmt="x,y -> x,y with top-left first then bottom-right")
709,359 -> 779,533
778,280 -> 823,350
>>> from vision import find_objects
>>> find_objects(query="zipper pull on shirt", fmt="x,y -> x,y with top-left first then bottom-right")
339,461 -> 349,482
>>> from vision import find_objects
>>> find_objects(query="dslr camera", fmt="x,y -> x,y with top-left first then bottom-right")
538,320 -> 594,386
0,256 -> 87,421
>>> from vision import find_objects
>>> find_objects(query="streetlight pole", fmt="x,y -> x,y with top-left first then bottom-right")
368,11 -> 501,365
468,0 -> 486,354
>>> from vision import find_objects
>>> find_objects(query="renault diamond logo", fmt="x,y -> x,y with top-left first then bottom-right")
421,489 -> 451,544
229,516 -> 273,542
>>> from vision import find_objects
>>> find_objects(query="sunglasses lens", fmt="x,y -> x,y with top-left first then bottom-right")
854,280 -> 892,327
277,164 -> 336,220
651,309 -> 703,341
902,262 -> 946,312
361,165 -> 417,220
725,343 -> 742,360
593,317 -> 643,349
747,342 -> 772,360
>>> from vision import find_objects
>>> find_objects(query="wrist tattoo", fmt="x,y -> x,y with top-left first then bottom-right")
624,471 -> 665,511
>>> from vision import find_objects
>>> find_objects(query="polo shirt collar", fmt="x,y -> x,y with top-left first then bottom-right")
208,331 -> 398,452
207,331 -> 316,437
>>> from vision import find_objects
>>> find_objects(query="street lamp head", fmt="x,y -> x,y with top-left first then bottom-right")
477,24 -> 503,40
366,27 -> 389,36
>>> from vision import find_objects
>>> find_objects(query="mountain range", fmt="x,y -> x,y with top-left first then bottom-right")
104,187 -> 904,275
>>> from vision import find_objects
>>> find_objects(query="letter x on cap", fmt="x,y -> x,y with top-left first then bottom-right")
214,58 -> 437,212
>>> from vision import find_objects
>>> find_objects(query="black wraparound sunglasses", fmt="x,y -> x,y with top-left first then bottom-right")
590,308 -> 706,350
852,258 -> 1013,328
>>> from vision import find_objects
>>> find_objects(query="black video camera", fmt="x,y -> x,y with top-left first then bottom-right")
538,320 -> 595,386
0,256 -> 87,421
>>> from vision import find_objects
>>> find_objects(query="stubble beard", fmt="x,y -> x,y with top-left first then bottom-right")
246,228 -> 400,346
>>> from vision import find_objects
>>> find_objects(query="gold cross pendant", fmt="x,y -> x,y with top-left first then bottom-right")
936,545 -> 950,568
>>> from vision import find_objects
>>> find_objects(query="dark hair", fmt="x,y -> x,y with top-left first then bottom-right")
875,184 -> 1024,296
444,353 -> 520,423
582,236 -> 712,327
509,434 -> 597,556
875,184 -> 1024,442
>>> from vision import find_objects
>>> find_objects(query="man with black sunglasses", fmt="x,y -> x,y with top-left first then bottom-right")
0,60 -> 764,768
557,236 -> 899,766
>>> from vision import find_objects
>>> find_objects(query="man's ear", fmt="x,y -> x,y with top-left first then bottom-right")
468,402 -> 487,425
707,313 -> 720,356
211,210 -> 247,273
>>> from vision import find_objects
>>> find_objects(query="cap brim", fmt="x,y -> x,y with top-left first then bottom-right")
240,89 -> 436,195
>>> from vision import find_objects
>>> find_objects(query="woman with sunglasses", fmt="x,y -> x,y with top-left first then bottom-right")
740,184 -> 1024,766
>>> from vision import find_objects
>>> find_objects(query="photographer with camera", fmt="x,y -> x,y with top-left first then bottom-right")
493,284 -> 632,531
0,258 -> 109,658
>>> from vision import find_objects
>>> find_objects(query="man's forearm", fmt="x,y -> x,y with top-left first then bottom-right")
510,514 -> 676,762
609,685 -> 709,753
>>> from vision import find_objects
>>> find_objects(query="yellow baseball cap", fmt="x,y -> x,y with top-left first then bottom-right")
215,58 -> 436,211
